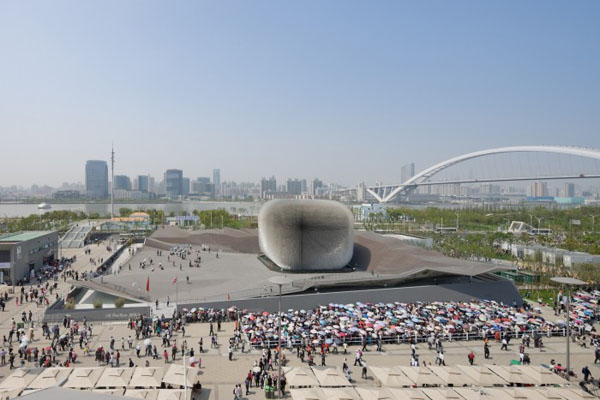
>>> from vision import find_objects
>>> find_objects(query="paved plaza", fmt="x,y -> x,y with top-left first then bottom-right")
0,318 -> 599,400
100,244 -> 320,304
0,237 -> 598,400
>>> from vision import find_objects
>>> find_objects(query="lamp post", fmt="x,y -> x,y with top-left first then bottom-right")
455,213 -> 460,231
550,277 -> 585,380
268,276 -> 292,399
528,214 -> 534,227
536,217 -> 543,230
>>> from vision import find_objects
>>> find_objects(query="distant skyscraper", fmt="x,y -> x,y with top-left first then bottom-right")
148,176 -> 155,193
136,175 -> 149,192
401,162 -> 415,184
164,169 -> 183,196
212,169 -> 221,196
311,178 -> 323,196
182,177 -> 190,195
298,179 -> 306,194
260,176 -> 277,198
113,175 -> 131,191
85,160 -> 108,198
191,177 -> 210,195
286,179 -> 302,195
357,182 -> 366,202
563,182 -> 575,197
531,181 -> 548,197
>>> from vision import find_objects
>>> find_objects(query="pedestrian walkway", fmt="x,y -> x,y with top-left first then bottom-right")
152,302 -> 177,318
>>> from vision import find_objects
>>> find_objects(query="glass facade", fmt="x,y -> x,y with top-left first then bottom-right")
85,160 -> 108,198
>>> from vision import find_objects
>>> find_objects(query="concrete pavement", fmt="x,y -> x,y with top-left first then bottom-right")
0,318 -> 598,399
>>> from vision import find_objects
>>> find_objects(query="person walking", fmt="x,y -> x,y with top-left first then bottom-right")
582,366 -> 593,382
501,337 -> 508,351
233,384 -> 242,400
436,351 -> 446,366
484,342 -> 490,359
468,351 -> 475,365
354,349 -> 362,366
244,376 -> 251,395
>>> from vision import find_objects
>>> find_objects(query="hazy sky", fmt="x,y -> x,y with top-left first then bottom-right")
1,1 -> 599,187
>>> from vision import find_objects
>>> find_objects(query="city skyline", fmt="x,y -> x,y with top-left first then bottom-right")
1,2 -> 599,187
3,156 -> 599,201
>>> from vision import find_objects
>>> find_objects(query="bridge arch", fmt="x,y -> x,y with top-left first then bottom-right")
375,145 -> 600,203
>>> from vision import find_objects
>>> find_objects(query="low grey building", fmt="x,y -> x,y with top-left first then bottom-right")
0,231 -> 59,284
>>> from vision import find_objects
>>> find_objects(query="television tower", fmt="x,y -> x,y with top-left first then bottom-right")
111,143 -> 115,219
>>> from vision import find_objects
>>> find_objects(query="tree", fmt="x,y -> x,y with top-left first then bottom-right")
574,263 -> 600,284
119,207 -> 133,217
114,297 -> 126,308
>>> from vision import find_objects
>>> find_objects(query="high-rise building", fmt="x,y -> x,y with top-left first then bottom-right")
260,176 -> 277,198
212,169 -> 221,196
300,179 -> 307,193
357,182 -> 366,202
531,181 -> 548,197
136,175 -> 149,192
113,175 -> 131,191
192,177 -> 212,196
563,182 -> 575,197
286,179 -> 302,195
85,160 -> 109,198
148,176 -> 155,193
479,184 -> 501,194
401,162 -> 415,184
164,169 -> 183,196
311,178 -> 323,196
182,177 -> 190,195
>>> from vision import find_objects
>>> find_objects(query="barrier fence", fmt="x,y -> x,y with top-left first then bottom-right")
246,327 -> 570,349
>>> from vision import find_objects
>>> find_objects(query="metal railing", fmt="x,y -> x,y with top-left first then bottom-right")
247,328 -> 569,349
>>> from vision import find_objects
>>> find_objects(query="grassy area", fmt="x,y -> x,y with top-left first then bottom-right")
519,288 -> 558,305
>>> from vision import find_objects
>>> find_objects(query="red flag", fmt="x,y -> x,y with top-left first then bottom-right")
146,277 -> 150,292
172,277 -> 177,285
227,294 -> 231,301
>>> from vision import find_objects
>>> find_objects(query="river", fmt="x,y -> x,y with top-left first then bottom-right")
0,201 -> 265,218
0,200 -> 479,218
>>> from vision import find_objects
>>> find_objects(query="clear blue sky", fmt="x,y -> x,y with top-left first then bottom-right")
1,1 -> 598,187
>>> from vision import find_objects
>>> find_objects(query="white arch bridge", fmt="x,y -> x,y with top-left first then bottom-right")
365,146 -> 600,203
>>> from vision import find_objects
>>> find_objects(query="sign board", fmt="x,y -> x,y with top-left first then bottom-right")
0,262 -> 10,269
570,219 -> 581,225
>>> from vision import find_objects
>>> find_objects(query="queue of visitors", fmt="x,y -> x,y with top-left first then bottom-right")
235,298 -> 598,350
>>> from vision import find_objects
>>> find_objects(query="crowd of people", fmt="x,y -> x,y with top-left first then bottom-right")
234,298 -> 598,350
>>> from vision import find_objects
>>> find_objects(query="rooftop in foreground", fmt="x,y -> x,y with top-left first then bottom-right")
0,231 -> 55,242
